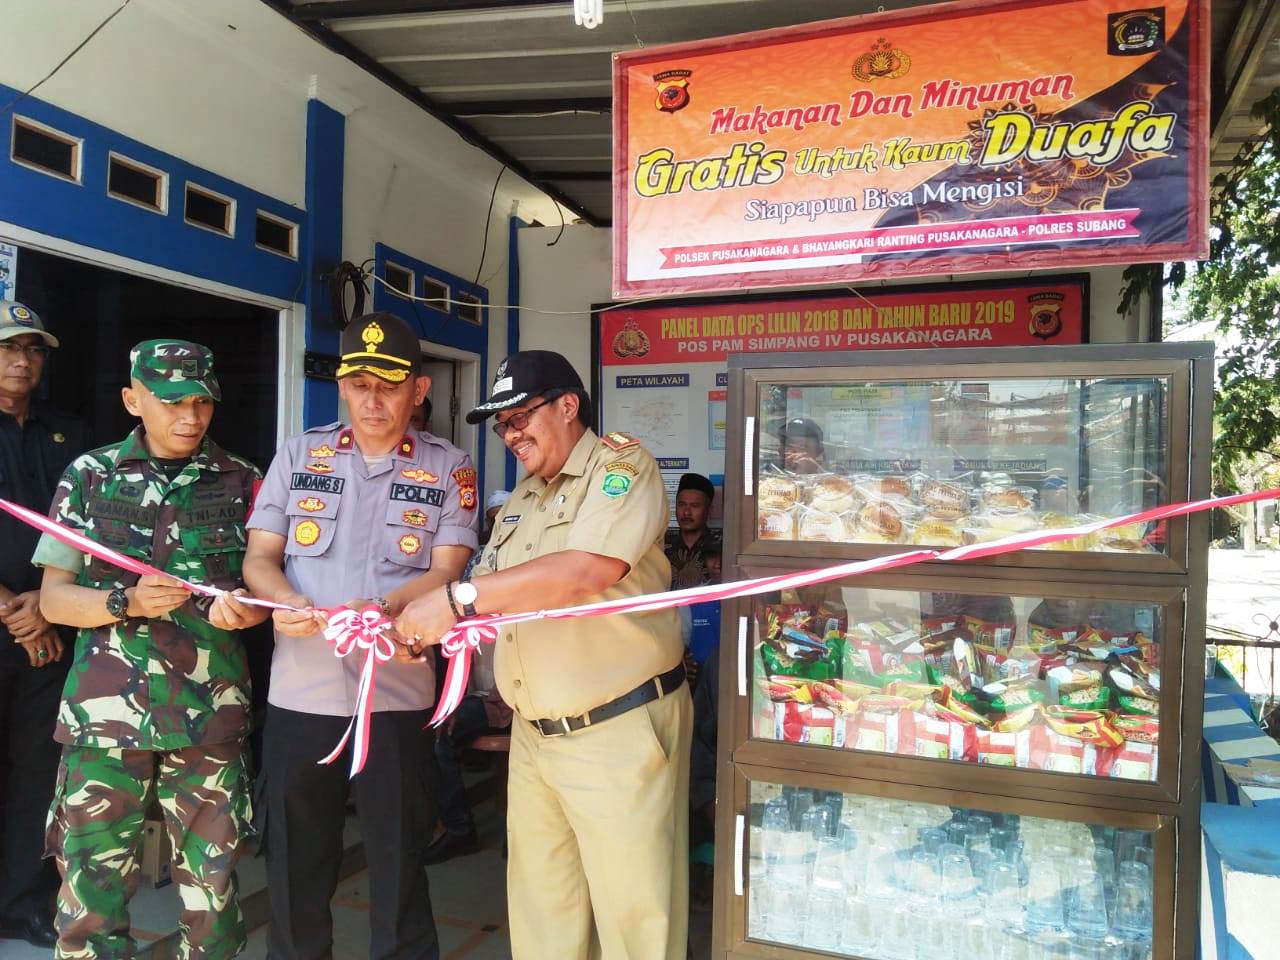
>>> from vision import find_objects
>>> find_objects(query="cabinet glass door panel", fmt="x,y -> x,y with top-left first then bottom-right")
750,584 -> 1166,784
755,375 -> 1170,553
744,780 -> 1155,959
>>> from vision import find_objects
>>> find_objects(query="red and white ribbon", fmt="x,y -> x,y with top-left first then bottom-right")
8,487 -> 1280,770
318,605 -> 398,776
425,487 -> 1280,726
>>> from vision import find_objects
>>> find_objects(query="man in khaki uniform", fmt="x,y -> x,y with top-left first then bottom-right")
395,350 -> 691,960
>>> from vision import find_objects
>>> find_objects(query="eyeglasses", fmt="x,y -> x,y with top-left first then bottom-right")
492,398 -> 554,439
0,341 -> 49,360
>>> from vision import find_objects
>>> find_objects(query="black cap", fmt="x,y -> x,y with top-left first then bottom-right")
336,312 -> 421,383
467,350 -> 585,423
779,417 -> 823,443
678,473 -> 715,501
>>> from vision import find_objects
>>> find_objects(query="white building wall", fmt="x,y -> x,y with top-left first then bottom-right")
1,0 -> 574,485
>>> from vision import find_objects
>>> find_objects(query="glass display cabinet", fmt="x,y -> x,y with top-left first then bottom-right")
712,344 -> 1212,960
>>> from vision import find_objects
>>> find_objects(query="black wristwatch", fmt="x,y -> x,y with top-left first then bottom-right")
105,586 -> 129,621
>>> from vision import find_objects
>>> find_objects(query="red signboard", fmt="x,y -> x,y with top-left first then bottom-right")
612,0 -> 1208,297
599,278 -> 1086,366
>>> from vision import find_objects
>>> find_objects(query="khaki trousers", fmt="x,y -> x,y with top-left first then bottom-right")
507,684 -> 692,960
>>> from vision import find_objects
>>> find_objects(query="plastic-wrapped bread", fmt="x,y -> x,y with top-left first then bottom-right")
912,518 -> 965,547
758,474 -> 801,509
859,475 -> 912,501
808,475 -> 858,514
983,486 -> 1035,511
758,505 -> 796,540
849,500 -> 904,543
797,507 -> 847,542
920,480 -> 970,520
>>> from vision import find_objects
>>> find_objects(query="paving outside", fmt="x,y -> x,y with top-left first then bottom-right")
1205,548 -> 1280,697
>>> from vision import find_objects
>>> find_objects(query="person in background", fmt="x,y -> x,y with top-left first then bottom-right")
35,340 -> 266,959
410,396 -> 433,433
428,488 -> 513,863
0,301 -> 83,949
779,416 -> 825,474
243,312 -> 478,960
394,350 -> 691,960
665,473 -> 722,591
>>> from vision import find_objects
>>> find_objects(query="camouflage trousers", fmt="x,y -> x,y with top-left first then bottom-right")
44,741 -> 253,960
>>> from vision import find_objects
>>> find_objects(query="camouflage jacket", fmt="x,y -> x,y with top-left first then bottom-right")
33,426 -> 261,750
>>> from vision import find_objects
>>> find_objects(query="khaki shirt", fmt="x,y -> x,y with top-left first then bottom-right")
248,422 -> 479,715
475,429 -> 681,720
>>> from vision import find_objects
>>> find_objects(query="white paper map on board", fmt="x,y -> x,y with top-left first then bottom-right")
612,387 -> 688,451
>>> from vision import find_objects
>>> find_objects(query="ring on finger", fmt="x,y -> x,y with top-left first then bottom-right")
37,649 -> 49,660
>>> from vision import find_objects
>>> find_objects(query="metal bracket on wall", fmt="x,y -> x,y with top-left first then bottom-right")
304,351 -> 340,381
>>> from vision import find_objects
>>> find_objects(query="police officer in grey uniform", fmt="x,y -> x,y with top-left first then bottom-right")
243,312 -> 478,960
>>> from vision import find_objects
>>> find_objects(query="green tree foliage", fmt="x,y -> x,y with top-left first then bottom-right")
1147,90 -> 1280,487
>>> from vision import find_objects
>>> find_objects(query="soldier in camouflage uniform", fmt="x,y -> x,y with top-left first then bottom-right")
33,340 -> 268,960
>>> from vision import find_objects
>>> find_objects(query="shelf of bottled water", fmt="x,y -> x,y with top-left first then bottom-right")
747,786 -> 1155,960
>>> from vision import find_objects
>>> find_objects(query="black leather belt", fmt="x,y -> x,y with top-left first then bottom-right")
532,662 -> 686,737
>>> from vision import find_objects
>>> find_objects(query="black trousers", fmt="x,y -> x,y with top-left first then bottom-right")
260,705 -> 439,960
0,640 -> 68,917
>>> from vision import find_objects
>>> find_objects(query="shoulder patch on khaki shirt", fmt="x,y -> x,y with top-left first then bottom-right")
600,431 -> 639,451
605,460 -> 638,476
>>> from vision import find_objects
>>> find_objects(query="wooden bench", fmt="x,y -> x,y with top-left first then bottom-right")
469,733 -> 511,814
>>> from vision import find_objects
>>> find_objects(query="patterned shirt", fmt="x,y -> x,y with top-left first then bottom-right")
33,427 -> 260,750
664,527 -> 723,590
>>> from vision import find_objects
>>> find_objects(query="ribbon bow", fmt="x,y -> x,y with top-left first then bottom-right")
319,604 -> 397,776
430,616 -> 502,727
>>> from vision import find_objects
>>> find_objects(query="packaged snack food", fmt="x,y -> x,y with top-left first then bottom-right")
849,696 -> 911,754
758,473 -> 802,509
758,505 -> 796,540
1111,713 -> 1159,744
809,474 -> 859,514
1037,511 -> 1097,550
861,475 -> 912,501
1042,706 -> 1124,748
976,727 -> 1032,767
759,676 -> 813,702
774,701 -> 837,745
850,500 -> 905,542
906,711 -> 977,761
982,486 -> 1035,511
1106,740 -> 1158,781
796,507 -> 847,542
1099,521 -> 1151,552
913,518 -> 965,547
921,480 -> 971,519
964,615 -> 1017,651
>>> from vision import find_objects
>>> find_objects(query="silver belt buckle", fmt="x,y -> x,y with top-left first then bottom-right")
538,717 -> 571,738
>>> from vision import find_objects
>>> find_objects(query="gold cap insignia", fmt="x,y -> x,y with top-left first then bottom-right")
362,321 -> 385,353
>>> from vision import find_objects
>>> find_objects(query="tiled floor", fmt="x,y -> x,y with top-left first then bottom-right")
7,783 -> 713,960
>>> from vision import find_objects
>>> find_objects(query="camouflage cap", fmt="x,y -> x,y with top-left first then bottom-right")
129,339 -> 222,402
0,300 -> 59,347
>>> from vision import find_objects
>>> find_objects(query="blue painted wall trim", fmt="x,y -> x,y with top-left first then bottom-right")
0,84 -> 305,302
300,99 -> 344,427
504,216 -> 522,491
371,242 -> 488,494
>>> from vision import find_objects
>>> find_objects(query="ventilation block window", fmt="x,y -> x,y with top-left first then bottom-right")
384,262 -> 413,298
421,276 -> 450,311
107,153 -> 166,212
11,116 -> 81,182
184,183 -> 234,236
456,292 -> 483,326
255,211 -> 297,258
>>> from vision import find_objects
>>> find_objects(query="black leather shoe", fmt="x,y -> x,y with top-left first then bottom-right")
0,909 -> 59,948
424,829 -> 479,865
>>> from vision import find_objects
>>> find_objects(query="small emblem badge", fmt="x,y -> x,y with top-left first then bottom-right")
398,533 -> 423,556
297,497 -> 326,512
654,69 -> 692,113
401,467 -> 440,484
305,461 -> 334,474
402,509 -> 429,527
295,520 -> 322,547
308,444 -> 338,458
